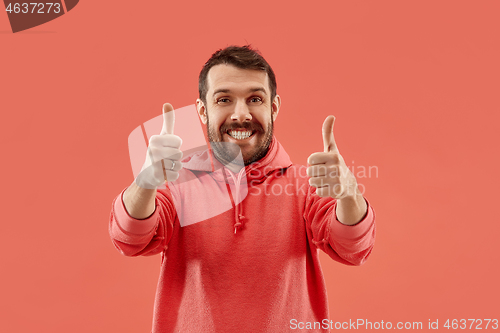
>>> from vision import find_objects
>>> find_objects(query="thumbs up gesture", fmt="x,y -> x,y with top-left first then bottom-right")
307,116 -> 359,199
135,103 -> 183,189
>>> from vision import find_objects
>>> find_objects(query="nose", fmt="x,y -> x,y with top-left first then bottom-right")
230,100 -> 252,122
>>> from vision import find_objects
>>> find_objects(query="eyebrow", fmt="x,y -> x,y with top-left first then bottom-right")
212,87 -> 267,97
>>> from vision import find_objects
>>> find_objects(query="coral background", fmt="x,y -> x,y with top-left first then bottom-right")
1,1 -> 499,332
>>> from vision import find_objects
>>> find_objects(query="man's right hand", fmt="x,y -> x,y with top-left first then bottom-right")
135,103 -> 183,189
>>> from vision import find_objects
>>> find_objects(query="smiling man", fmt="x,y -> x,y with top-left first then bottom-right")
199,60 -> 278,167
109,45 -> 376,333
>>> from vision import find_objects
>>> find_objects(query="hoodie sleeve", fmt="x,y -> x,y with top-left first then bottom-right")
108,186 -> 177,257
304,185 -> 376,266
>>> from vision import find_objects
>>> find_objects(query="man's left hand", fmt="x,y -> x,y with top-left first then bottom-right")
307,115 -> 359,199
307,116 -> 367,225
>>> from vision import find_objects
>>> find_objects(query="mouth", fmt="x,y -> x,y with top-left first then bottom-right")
226,129 -> 254,140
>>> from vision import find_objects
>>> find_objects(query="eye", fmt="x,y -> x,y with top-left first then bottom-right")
217,98 -> 230,104
249,96 -> 263,103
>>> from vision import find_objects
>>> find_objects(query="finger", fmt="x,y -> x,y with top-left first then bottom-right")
307,152 -> 340,165
309,177 -> 328,188
315,187 -> 332,198
306,165 -> 328,177
316,184 -> 344,198
161,103 -> 175,135
161,159 -> 183,172
159,159 -> 182,182
161,160 -> 182,181
164,170 -> 180,182
161,160 -> 168,181
322,115 -> 338,153
150,134 -> 182,149
149,147 -> 183,162
149,146 -> 182,182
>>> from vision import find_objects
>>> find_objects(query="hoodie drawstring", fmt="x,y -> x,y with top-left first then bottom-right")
222,168 -> 246,234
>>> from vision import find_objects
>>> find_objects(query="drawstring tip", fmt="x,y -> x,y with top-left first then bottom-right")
233,222 -> 242,234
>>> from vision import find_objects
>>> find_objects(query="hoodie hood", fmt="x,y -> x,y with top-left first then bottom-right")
181,136 -> 293,183
179,136 -> 292,233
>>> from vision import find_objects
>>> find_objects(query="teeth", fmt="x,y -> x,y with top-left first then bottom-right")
229,130 -> 252,140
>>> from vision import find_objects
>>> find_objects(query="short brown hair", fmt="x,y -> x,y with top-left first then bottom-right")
198,45 -> 277,104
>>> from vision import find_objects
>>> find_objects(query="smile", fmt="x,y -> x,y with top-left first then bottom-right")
227,130 -> 254,140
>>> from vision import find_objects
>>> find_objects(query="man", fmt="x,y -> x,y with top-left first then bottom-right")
109,45 -> 375,332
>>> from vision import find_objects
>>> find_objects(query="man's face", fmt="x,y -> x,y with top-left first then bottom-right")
197,64 -> 280,166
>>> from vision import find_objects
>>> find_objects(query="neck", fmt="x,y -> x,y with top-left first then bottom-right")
224,161 -> 244,174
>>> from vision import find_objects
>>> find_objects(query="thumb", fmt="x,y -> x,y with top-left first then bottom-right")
322,115 -> 338,153
161,103 -> 175,135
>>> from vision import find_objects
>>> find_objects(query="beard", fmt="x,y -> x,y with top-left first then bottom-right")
206,110 -> 274,166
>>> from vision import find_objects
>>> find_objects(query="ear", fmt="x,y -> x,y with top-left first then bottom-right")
271,94 -> 281,122
196,98 -> 207,124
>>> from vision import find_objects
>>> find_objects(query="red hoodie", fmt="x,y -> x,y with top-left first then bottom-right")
109,137 -> 376,333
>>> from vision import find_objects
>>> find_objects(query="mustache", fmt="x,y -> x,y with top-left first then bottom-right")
220,122 -> 264,133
